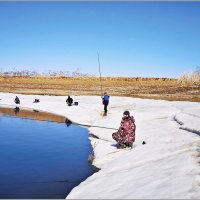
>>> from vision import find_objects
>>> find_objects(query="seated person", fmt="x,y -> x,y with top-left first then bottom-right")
14,96 -> 20,104
66,96 -> 73,106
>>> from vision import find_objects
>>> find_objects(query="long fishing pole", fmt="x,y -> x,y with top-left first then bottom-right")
97,52 -> 103,96
65,119 -> 118,130
73,122 -> 118,130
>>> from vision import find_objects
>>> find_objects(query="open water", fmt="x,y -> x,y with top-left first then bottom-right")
0,113 -> 94,199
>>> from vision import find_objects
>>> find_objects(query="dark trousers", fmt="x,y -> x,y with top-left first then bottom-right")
67,102 -> 72,106
103,101 -> 109,114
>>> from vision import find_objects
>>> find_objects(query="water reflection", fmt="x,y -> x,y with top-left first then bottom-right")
0,107 -> 67,123
65,119 -> 72,127
14,107 -> 20,114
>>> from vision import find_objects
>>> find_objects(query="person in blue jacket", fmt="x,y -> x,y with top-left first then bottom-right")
102,92 -> 110,116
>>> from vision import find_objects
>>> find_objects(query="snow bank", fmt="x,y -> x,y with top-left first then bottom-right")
0,92 -> 200,199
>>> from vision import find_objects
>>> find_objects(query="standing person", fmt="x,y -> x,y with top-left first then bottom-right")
14,96 -> 20,104
102,92 -> 110,116
66,96 -> 73,106
112,111 -> 136,149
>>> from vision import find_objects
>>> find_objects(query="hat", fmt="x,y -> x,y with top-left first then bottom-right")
123,110 -> 130,117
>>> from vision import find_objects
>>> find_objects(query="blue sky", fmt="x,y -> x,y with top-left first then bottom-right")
0,2 -> 200,78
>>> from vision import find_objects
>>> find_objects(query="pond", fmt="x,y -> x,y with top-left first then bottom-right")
0,107 -> 95,199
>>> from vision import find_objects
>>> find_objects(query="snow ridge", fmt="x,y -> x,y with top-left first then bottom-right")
174,110 -> 200,135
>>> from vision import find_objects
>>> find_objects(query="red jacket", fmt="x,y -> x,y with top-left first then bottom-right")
113,116 -> 136,144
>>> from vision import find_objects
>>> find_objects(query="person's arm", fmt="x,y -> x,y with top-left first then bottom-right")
129,119 -> 136,133
118,119 -> 125,131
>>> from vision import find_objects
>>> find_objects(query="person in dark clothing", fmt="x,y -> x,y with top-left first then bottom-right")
14,96 -> 20,104
66,96 -> 73,106
102,92 -> 110,116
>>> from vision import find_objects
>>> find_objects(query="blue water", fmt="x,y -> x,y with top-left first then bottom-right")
0,115 -> 94,199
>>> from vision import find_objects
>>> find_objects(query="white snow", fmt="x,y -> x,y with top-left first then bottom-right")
0,92 -> 200,199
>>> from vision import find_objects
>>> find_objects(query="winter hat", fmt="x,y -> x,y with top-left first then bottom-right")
123,110 -> 130,117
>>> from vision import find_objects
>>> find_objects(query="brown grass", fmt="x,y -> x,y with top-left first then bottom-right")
0,76 -> 200,102
178,72 -> 200,87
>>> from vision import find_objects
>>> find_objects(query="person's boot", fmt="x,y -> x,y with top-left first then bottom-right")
117,143 -> 127,149
127,143 -> 133,149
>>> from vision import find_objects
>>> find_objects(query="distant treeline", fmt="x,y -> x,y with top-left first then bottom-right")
0,69 -> 175,80
0,69 -> 199,87
0,70 -> 175,81
0,69 -> 95,77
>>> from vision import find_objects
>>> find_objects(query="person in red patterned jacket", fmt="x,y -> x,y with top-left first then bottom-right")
112,110 -> 136,149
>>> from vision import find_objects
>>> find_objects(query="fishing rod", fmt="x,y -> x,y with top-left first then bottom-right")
74,122 -> 118,130
97,52 -> 103,96
65,119 -> 118,130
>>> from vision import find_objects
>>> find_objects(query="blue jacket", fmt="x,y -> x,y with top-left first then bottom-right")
103,95 -> 110,102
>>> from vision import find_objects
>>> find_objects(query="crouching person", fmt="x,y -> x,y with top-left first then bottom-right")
112,111 -> 136,149
14,96 -> 20,104
66,96 -> 73,106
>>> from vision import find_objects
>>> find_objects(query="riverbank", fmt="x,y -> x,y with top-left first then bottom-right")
0,92 -> 200,198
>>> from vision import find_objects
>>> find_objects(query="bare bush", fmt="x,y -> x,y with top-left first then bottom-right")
178,69 -> 200,87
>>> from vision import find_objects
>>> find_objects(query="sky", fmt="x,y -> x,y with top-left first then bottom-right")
0,2 -> 200,78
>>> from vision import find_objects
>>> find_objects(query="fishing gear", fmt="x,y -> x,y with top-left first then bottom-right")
65,119 -> 117,130
97,52 -> 103,96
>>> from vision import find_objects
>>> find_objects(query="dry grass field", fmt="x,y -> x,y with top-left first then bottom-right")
0,76 -> 200,102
